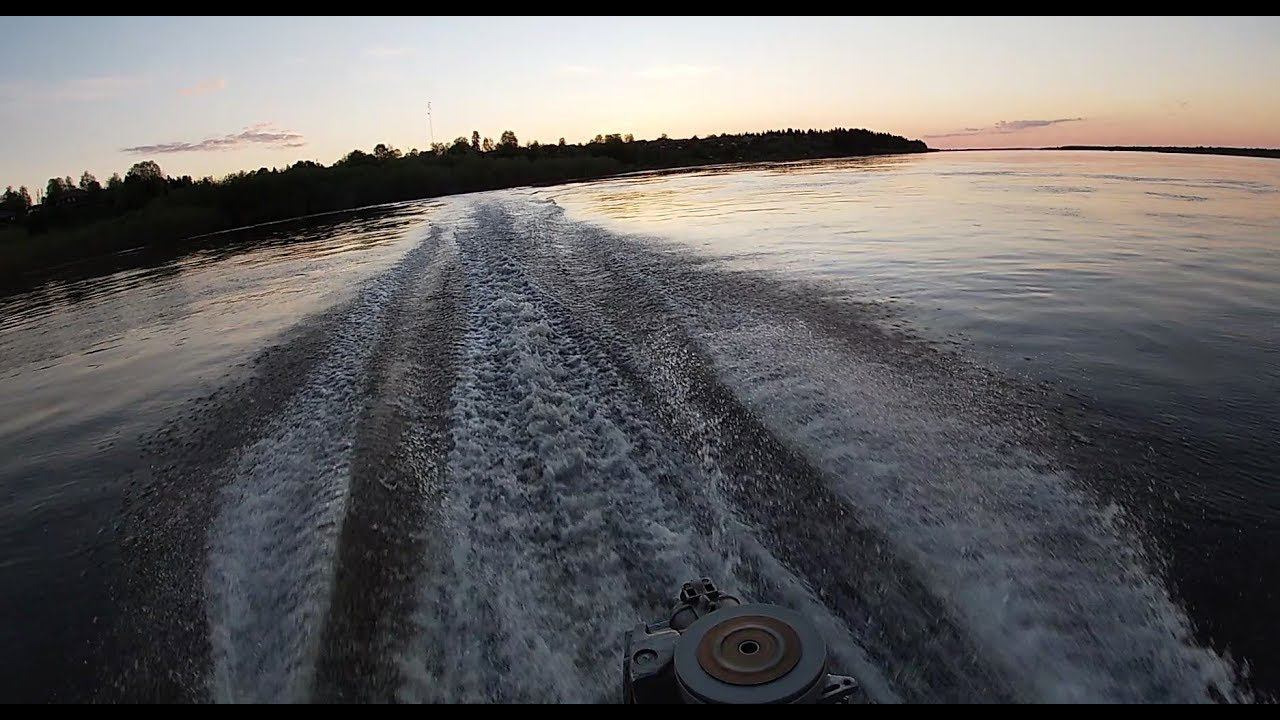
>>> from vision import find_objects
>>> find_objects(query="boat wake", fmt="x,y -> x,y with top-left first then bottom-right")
112,194 -> 1244,703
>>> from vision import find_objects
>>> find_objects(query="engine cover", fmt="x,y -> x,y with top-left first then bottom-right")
675,603 -> 829,704
622,578 -> 862,704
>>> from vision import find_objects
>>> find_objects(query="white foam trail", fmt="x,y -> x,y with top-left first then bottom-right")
688,300 -> 1242,702
398,204 -> 699,701
204,212 -> 450,702
398,201 -> 867,702
203,192 -> 1244,702
506,195 -> 1244,702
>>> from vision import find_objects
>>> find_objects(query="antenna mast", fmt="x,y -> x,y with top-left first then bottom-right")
427,101 -> 435,147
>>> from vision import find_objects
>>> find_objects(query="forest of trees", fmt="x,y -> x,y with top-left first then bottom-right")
1,127 -> 927,286
1057,145 -> 1280,160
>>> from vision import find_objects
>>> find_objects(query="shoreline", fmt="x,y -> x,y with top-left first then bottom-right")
932,146 -> 1280,160
0,148 -> 926,295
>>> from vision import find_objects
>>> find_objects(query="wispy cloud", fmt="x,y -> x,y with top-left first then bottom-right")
365,45 -> 415,58
55,74 -> 150,102
557,64 -> 601,76
121,122 -> 306,155
178,77 -> 227,97
925,118 -> 1085,139
634,64 -> 720,80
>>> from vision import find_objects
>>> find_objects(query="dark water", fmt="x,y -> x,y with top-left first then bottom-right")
0,203 -> 433,701
0,152 -> 1276,702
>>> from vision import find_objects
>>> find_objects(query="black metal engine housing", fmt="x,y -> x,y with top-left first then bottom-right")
622,578 -> 861,704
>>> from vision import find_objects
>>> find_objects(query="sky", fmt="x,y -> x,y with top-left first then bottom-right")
2,16 -> 1279,194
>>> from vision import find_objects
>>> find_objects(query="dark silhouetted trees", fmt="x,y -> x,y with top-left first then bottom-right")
448,136 -> 470,156
1058,145 -> 1280,160
1,186 -> 32,218
126,161 -> 163,183
2,126 -> 928,284
44,177 -> 73,206
79,172 -> 101,193
373,143 -> 402,161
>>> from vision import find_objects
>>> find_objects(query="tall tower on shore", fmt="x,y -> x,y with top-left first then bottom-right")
427,101 -> 435,147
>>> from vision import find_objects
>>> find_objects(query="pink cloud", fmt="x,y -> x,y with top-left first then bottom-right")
122,122 -> 305,154
179,77 -> 228,97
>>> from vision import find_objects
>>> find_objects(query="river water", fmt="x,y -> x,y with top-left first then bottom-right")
0,151 -> 1276,702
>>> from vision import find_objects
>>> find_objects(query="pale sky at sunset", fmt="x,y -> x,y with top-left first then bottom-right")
2,16 -> 1278,193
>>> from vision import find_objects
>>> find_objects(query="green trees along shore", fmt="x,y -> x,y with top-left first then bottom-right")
0,128 -> 927,287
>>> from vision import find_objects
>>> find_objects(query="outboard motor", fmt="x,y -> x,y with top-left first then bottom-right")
622,578 -> 863,704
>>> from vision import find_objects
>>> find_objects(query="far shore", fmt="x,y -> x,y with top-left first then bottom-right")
934,146 -> 1280,160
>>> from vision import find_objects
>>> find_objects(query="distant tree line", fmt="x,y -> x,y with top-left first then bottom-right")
1,127 -> 926,285
2,159 -> 180,229
1057,145 -> 1280,160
